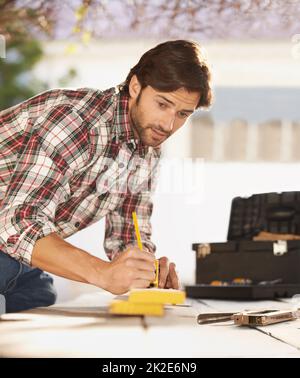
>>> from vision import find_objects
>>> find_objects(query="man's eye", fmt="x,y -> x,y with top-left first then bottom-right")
158,102 -> 167,109
178,112 -> 188,118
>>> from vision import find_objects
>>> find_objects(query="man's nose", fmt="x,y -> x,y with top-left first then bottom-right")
160,114 -> 175,133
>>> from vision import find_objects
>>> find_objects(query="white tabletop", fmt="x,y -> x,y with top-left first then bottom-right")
0,290 -> 300,358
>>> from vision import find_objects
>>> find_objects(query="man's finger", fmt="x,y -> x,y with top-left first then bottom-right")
130,279 -> 152,289
169,263 -> 179,289
125,245 -> 155,263
135,268 -> 156,282
158,257 -> 169,288
165,275 -> 172,289
126,258 -> 156,272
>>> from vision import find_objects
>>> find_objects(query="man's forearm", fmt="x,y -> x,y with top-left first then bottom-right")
31,232 -> 108,287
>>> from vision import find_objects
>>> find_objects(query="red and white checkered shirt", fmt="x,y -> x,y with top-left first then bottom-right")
0,86 -> 161,265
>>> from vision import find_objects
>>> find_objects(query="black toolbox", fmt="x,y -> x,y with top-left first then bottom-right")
227,191 -> 300,240
186,192 -> 300,300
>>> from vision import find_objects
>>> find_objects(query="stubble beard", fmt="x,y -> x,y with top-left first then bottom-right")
130,105 -> 160,147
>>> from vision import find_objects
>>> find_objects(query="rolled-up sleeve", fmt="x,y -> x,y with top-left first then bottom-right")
0,105 -> 90,265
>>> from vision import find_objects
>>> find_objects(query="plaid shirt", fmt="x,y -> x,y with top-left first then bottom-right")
0,86 -> 161,266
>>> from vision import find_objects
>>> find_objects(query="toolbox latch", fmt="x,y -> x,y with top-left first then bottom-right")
197,243 -> 211,259
273,240 -> 288,256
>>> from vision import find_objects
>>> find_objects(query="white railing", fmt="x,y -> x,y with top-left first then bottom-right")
190,118 -> 300,161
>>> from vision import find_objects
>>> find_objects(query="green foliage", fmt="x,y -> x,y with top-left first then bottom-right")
0,1 -> 77,111
58,68 -> 77,88
0,38 -> 48,110
0,37 -> 78,111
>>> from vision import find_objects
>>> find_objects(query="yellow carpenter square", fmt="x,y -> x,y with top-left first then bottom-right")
129,288 -> 186,305
109,300 -> 164,316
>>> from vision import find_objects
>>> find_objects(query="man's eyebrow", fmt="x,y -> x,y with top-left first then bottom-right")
156,95 -> 195,113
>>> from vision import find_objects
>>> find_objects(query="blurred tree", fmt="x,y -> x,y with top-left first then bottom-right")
0,0 -> 53,41
0,37 -> 46,110
0,36 -> 78,110
1,0 -> 299,41
0,1 -> 77,110
0,0 -> 298,108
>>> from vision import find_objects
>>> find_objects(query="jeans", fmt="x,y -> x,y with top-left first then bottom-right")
0,250 -> 57,313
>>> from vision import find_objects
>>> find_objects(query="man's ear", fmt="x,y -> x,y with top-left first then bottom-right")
128,75 -> 142,100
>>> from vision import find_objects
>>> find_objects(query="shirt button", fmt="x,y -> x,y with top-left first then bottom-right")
75,222 -> 80,228
128,141 -> 136,150
118,163 -> 125,168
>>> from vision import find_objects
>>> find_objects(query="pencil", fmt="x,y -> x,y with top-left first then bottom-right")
132,211 -> 143,251
132,211 -> 159,287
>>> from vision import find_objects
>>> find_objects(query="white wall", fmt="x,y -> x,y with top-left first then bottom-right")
35,39 -> 300,89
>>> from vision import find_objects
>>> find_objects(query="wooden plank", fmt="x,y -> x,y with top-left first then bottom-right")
192,298 -> 300,355
1,293 -> 300,357
0,291 -> 147,358
196,299 -> 293,313
0,306 -> 145,358
255,320 -> 300,350
255,298 -> 300,350
143,299 -> 300,358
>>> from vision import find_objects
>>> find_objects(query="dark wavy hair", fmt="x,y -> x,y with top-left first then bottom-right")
121,40 -> 212,109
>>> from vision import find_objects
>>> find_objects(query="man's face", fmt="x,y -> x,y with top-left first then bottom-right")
128,82 -> 200,148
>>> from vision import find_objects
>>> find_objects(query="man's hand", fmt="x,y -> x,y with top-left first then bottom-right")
158,257 -> 180,289
101,245 -> 156,295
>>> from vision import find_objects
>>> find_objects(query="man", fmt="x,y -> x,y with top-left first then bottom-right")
0,40 -> 212,313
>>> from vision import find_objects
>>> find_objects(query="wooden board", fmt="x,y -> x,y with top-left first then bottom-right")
0,292 -> 300,357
